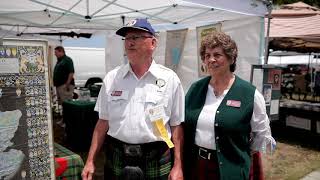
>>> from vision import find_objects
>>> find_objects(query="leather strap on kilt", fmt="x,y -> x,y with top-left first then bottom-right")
104,135 -> 172,180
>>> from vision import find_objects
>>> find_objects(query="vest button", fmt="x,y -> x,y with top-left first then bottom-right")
216,111 -> 220,114
217,149 -> 221,153
219,162 -> 223,165
216,136 -> 219,140
215,123 -> 218,126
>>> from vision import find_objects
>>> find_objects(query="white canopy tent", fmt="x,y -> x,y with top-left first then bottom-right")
0,0 -> 269,89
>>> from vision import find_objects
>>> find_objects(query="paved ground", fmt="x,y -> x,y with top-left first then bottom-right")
301,169 -> 320,180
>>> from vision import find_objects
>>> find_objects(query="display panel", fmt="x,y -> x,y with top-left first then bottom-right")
0,39 -> 54,180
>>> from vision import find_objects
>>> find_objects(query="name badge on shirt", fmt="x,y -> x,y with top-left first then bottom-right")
226,100 -> 241,108
110,90 -> 129,101
111,90 -> 122,96
148,105 -> 174,148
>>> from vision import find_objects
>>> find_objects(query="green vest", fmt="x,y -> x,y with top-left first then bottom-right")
184,75 -> 255,180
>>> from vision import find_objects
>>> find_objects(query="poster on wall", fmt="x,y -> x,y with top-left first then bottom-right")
0,41 -> 54,180
196,23 -> 222,77
267,69 -> 281,90
164,29 -> 188,71
263,84 -> 272,106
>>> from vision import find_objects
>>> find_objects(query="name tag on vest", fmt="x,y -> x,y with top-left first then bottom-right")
226,100 -> 241,108
111,90 -> 122,96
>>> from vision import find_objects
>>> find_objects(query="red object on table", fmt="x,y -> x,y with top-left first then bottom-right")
55,157 -> 68,177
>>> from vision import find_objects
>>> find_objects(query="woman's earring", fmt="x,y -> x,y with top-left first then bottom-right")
201,62 -> 207,74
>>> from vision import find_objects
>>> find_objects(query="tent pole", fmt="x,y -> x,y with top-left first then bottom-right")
30,0 -> 83,17
91,0 -> 117,18
86,0 -> 89,17
264,1 -> 272,64
121,16 -> 125,26
178,8 -> 214,24
49,0 -> 82,25
104,0 -> 173,23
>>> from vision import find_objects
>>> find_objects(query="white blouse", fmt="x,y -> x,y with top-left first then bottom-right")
195,85 -> 276,153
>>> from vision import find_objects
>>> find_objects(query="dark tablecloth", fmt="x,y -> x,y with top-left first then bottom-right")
63,99 -> 98,151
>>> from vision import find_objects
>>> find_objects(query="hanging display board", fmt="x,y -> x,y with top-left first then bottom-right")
0,39 -> 55,180
250,64 -> 282,121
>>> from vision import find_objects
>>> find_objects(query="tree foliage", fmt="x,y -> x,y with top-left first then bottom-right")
273,0 -> 320,8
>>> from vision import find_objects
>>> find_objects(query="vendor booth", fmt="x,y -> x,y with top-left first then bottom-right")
0,0 -> 270,179
0,0 -> 270,88
266,2 -> 320,134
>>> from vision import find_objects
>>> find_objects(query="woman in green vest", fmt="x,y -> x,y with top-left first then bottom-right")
184,32 -> 276,180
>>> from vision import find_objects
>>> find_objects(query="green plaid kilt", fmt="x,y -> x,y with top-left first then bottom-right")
104,141 -> 172,180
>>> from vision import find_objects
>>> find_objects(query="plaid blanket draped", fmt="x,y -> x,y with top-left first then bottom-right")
55,143 -> 84,180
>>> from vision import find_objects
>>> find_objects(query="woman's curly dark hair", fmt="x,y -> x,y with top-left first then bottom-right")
200,32 -> 238,72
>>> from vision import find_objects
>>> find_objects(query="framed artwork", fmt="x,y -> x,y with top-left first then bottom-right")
164,29 -> 188,71
263,84 -> 272,105
196,23 -> 222,77
268,69 -> 281,90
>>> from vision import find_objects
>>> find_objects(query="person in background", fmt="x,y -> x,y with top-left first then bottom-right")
184,31 -> 276,180
82,18 -> 184,180
53,46 -> 75,105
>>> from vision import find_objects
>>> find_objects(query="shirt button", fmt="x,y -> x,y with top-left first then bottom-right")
215,123 -> 218,126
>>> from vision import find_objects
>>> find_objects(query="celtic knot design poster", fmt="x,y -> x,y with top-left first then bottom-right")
0,40 -> 54,180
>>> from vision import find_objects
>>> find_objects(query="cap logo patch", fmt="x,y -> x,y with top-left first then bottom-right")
127,20 -> 137,27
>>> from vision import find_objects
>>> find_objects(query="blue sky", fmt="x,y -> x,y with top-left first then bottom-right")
63,34 -> 106,48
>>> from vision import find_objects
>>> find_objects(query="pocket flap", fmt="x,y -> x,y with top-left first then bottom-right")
145,93 -> 168,107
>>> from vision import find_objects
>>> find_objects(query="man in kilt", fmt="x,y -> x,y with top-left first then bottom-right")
82,18 -> 184,180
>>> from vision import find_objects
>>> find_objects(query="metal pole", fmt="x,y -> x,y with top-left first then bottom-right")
264,1 -> 273,64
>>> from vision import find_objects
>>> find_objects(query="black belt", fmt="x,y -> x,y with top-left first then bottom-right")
194,145 -> 217,161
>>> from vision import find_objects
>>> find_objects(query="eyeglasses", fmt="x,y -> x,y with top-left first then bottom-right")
122,35 -> 153,41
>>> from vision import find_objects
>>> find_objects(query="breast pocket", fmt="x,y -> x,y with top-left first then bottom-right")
107,95 -> 128,120
145,92 -> 168,107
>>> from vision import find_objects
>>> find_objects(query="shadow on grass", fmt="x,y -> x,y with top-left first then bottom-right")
271,121 -> 320,151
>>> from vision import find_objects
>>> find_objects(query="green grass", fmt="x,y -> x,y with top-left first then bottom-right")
263,138 -> 320,179
263,115 -> 320,179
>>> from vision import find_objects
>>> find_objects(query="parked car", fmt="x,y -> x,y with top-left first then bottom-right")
65,47 -> 106,88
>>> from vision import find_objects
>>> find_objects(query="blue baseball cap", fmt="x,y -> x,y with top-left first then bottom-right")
116,18 -> 156,37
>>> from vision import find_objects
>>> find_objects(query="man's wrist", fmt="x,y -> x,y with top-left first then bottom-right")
85,158 -> 95,165
173,159 -> 182,168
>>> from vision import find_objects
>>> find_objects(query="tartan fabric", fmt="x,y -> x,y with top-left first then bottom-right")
105,141 -> 172,180
55,143 -> 84,180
